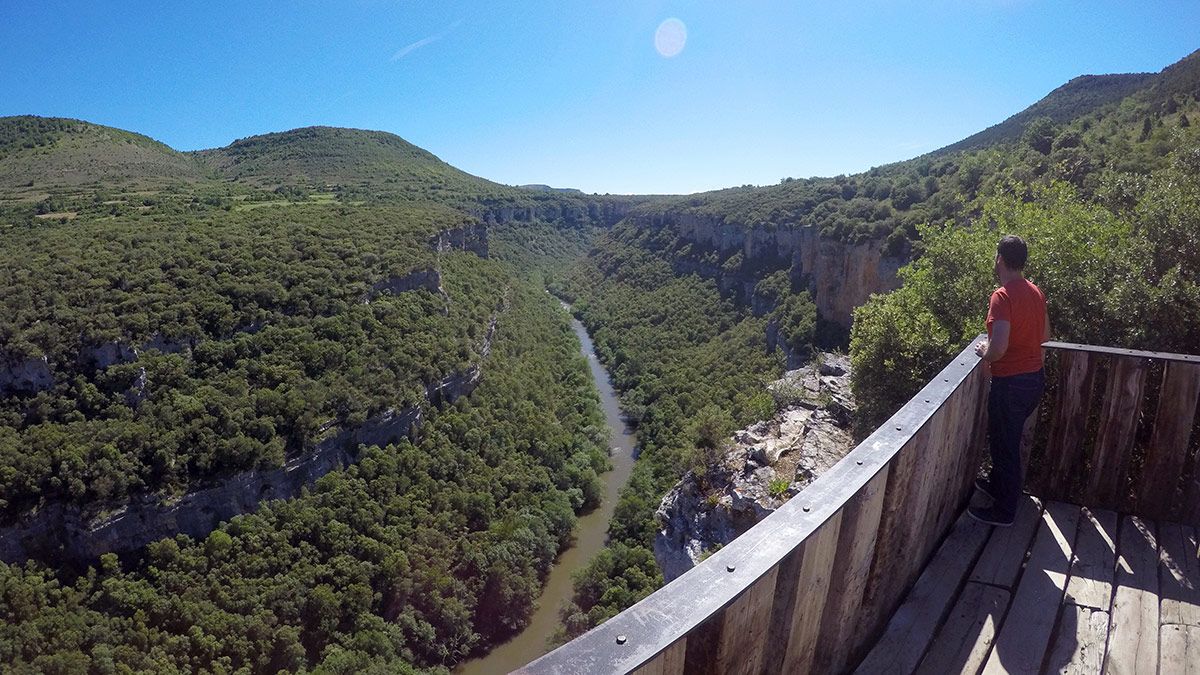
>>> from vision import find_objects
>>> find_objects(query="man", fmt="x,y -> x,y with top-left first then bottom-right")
971,235 -> 1050,527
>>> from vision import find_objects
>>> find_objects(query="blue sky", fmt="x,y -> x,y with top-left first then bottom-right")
2,1 -> 1198,194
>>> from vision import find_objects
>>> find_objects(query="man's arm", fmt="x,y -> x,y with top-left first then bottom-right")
1042,308 -> 1051,343
975,320 -> 1010,362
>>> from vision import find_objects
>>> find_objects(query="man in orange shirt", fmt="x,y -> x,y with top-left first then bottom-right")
971,235 -> 1050,526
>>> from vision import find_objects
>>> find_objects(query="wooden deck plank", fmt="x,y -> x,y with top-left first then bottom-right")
1160,624 -> 1200,674
914,582 -> 1009,675
1160,523 -> 1200,628
969,495 -> 1044,588
1043,604 -> 1110,675
981,501 -> 1081,675
854,511 -> 992,675
1104,515 -> 1159,674
1064,507 -> 1118,611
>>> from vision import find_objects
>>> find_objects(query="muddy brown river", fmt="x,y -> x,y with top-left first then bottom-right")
455,303 -> 639,674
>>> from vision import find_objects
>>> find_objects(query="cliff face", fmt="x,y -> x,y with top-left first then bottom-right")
639,211 -> 905,328
0,354 -> 54,396
365,267 -> 449,312
430,222 -> 489,258
653,354 -> 855,582
0,227 -> 502,564
0,314 -> 499,565
474,198 -> 635,229
0,406 -> 422,563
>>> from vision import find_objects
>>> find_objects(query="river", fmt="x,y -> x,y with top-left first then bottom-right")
456,303 -> 639,674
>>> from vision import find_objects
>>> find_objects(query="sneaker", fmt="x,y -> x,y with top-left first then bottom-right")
967,506 -> 1014,527
974,477 -> 997,501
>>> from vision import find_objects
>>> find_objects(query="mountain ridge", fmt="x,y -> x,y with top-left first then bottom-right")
5,48 -> 1197,199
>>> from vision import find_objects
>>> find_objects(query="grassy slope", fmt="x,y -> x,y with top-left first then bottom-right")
192,126 -> 518,200
0,116 -> 213,194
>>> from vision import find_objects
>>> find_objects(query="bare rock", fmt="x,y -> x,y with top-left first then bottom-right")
0,354 -> 54,396
82,342 -> 138,370
653,352 -> 856,581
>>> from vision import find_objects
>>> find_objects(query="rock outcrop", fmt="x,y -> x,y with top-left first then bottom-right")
141,332 -> 196,356
653,353 -> 855,582
636,212 -> 905,327
82,342 -> 138,370
365,267 -> 450,311
0,354 -> 54,395
430,223 -> 489,258
474,197 -> 635,228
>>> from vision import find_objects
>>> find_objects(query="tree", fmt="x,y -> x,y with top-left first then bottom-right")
1022,117 -> 1057,155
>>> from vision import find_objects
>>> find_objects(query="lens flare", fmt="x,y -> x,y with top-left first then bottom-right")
654,18 -> 687,58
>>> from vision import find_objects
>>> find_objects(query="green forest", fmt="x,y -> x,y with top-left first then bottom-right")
0,46 -> 1199,674
0,119 -> 625,672
546,50 -> 1200,641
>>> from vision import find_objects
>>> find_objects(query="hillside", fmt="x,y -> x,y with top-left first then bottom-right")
0,118 -> 617,670
0,116 -> 212,194
550,47 -> 1200,640
194,125 -> 517,200
936,72 -> 1155,154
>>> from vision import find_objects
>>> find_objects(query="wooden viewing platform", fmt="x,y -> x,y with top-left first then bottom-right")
859,497 -> 1199,673
519,338 -> 1200,674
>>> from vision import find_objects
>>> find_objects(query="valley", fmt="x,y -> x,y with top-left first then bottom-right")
0,46 -> 1199,673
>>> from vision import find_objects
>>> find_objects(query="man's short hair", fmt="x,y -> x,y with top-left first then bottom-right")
998,235 -> 1028,270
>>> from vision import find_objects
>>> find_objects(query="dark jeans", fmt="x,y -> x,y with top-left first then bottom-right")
986,368 -> 1045,520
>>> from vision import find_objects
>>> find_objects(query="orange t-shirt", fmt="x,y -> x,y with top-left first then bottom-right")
986,278 -> 1047,377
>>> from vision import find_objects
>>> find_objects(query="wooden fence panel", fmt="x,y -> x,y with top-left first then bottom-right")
712,566 -> 779,675
776,513 -> 843,674
630,638 -> 685,675
856,379 -> 983,662
811,468 -> 889,674
1085,356 -> 1148,509
1039,350 -> 1098,497
1137,362 -> 1200,521
857,424 -> 934,648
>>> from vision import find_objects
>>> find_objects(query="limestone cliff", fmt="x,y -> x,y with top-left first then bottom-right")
0,310 -> 502,565
635,211 -> 905,328
473,197 -> 634,229
653,354 -> 855,582
430,222 -> 489,258
0,354 -> 54,395
365,267 -> 450,312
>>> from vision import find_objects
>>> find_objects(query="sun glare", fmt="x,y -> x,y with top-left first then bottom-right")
654,18 -> 687,58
